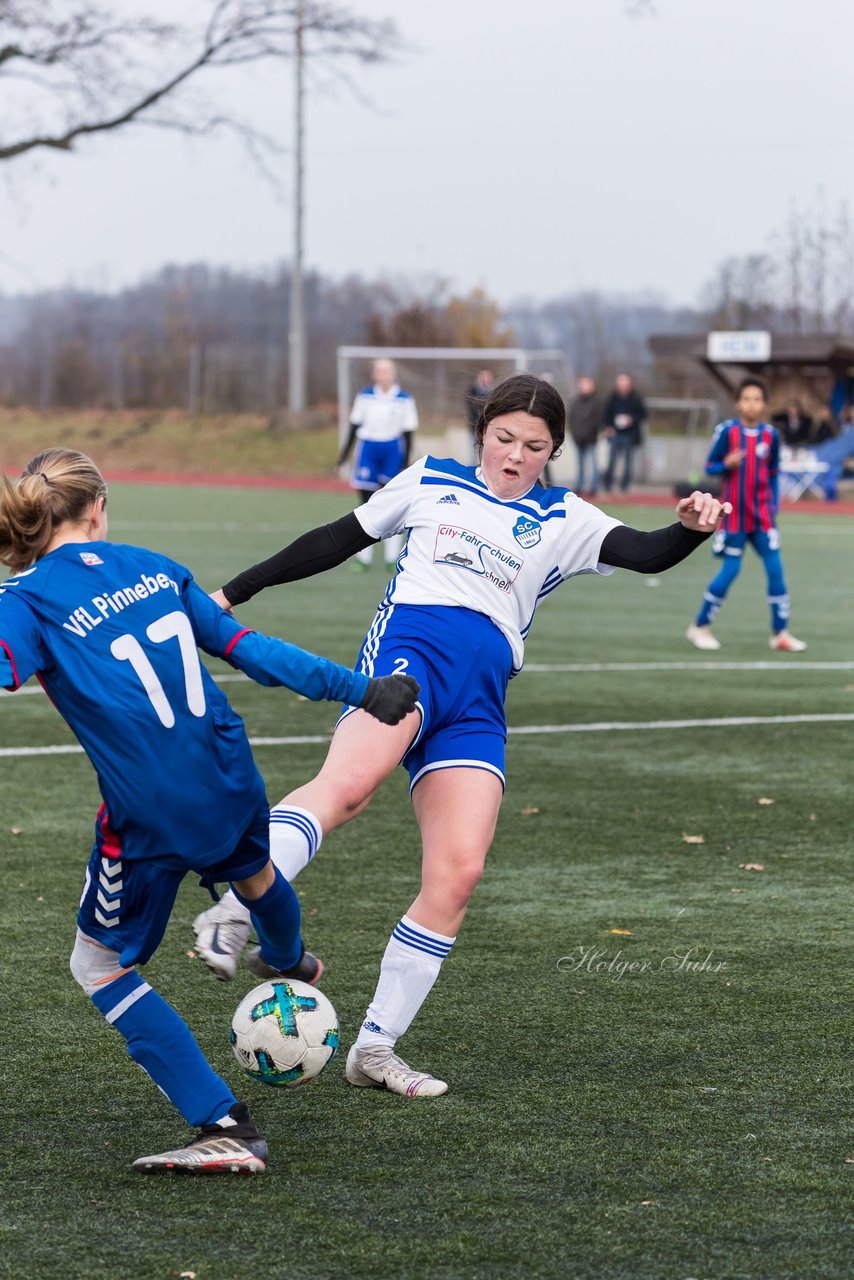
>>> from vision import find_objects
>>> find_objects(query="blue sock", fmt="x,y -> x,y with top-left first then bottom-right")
763,549 -> 789,632
90,969 -> 235,1127
232,867 -> 302,972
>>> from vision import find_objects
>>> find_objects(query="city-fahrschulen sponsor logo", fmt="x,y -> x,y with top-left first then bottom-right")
432,525 -> 523,594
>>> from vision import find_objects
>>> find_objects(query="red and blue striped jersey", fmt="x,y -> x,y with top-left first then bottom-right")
705,419 -> 779,534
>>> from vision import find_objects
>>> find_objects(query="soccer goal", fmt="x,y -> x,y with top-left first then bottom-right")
336,345 -> 572,445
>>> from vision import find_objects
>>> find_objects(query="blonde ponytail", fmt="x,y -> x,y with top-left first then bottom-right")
0,449 -> 107,573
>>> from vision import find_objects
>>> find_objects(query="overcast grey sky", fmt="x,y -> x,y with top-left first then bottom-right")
2,0 -> 850,305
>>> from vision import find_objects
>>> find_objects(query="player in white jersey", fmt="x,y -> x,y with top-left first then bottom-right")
337,358 -> 418,571
195,374 -> 730,1098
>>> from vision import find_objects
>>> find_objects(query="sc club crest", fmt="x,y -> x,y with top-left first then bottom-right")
512,516 -> 542,548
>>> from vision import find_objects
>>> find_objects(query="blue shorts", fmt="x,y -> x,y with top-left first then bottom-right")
352,438 -> 407,492
713,528 -> 780,559
77,804 -> 270,968
343,603 -> 512,792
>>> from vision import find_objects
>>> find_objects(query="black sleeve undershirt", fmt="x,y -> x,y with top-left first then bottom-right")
221,514 -> 711,606
599,522 -> 710,573
222,512 -> 376,606
336,422 -> 360,467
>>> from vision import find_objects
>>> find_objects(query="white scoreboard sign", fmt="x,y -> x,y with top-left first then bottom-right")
706,331 -> 772,362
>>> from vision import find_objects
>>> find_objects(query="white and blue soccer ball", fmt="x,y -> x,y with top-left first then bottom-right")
230,979 -> 339,1087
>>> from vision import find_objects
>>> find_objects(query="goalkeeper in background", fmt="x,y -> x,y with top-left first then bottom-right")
337,357 -> 418,571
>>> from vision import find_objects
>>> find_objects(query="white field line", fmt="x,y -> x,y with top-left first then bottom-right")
109,521 -> 306,534
4,660 -> 853,701
3,712 -> 854,759
524,661 -> 854,673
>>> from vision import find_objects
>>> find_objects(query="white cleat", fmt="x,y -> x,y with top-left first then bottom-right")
770,631 -> 807,653
345,1043 -> 448,1098
686,623 -> 721,651
192,902 -> 251,982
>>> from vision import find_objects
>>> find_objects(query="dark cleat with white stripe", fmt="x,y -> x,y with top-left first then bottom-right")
132,1102 -> 267,1174
245,943 -> 324,986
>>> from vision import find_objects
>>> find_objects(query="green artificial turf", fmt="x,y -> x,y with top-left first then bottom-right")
0,486 -> 851,1280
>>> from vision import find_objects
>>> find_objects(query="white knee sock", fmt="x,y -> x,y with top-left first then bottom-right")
354,914 -> 456,1050
268,804 -> 322,881
383,533 -> 403,565
211,805 -> 322,922
355,545 -> 373,566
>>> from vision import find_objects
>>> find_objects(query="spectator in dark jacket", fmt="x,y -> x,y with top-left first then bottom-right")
466,370 -> 496,463
807,404 -> 838,446
772,400 -> 812,448
603,373 -> 646,493
568,375 -> 604,494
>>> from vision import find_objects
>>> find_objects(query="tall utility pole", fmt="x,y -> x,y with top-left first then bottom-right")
288,0 -> 306,413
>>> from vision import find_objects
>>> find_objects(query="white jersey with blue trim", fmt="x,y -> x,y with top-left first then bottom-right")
354,455 -> 623,674
350,383 -> 419,442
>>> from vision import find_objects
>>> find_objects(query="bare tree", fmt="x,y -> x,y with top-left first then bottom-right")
0,0 -> 400,162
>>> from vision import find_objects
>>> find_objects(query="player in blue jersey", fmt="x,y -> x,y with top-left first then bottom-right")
686,378 -> 807,652
194,374 -> 730,1098
0,449 -> 418,1174
337,358 -> 419,571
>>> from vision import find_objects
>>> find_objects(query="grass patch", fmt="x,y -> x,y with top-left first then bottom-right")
0,407 -> 341,476
0,488 -> 851,1279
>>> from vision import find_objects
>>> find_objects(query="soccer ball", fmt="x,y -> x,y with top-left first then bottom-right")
230,979 -> 339,1087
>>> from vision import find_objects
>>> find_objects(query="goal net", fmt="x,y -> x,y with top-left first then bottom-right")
336,345 -> 572,463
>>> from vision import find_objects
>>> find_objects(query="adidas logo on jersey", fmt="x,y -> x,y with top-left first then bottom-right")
437,494 -> 460,505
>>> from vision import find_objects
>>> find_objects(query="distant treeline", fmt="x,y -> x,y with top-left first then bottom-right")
1,253 -> 840,414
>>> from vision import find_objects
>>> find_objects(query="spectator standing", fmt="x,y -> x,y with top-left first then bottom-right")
772,399 -> 812,448
465,369 -> 496,464
338,358 -> 418,571
568,375 -> 604,495
808,404 -> 838,446
603,373 -> 646,494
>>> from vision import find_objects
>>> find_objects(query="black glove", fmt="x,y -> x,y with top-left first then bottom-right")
359,674 -> 420,725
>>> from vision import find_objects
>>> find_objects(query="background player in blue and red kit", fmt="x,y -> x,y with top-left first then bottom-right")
337,357 -> 419,571
0,449 -> 417,1175
686,377 -> 807,653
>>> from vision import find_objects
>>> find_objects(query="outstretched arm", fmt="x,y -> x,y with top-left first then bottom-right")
337,422 -> 360,467
219,512 -> 376,607
182,578 -> 417,724
600,492 -> 731,574
227,631 -> 418,725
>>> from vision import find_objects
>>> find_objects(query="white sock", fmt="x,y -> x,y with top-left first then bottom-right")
354,914 -> 456,1050
383,533 -> 403,565
207,805 -> 322,924
268,804 -> 322,881
355,545 -> 373,566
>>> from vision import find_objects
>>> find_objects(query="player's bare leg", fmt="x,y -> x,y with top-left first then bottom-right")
346,767 -> 503,1097
193,707 -> 421,978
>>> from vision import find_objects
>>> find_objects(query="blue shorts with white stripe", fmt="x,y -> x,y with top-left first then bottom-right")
342,602 -> 511,793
